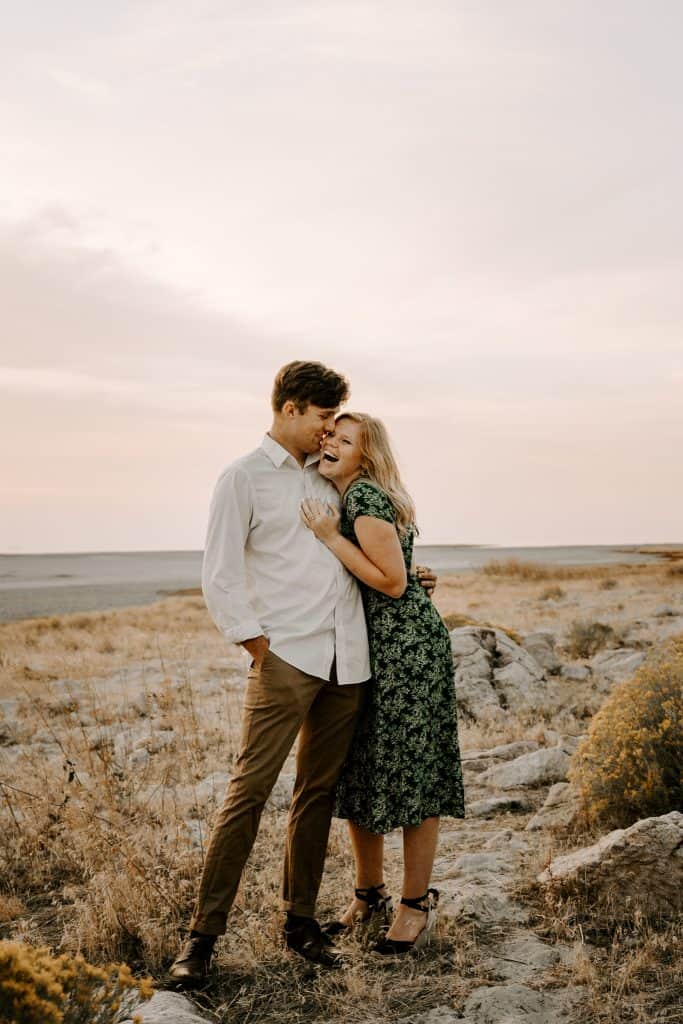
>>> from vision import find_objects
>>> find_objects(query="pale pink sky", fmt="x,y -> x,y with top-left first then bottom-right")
1,2 -> 682,551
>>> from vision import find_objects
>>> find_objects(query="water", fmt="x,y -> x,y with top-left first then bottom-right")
0,545 -> 676,623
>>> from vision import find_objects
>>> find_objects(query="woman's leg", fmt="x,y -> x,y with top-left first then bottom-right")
337,821 -> 385,925
385,816 -> 440,941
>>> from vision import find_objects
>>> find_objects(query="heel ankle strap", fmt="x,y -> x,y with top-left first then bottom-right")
355,884 -> 387,904
400,888 -> 438,912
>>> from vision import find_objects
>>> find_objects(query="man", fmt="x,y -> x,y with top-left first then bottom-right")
170,361 -> 434,985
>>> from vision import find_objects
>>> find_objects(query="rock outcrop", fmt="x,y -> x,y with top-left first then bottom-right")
123,991 -> 211,1023
538,811 -> 683,917
478,744 -> 571,790
397,984 -> 583,1024
589,648 -> 645,681
521,631 -> 561,674
525,782 -> 580,832
450,627 -> 549,721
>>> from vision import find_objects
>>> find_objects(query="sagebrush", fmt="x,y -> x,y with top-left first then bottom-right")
0,940 -> 152,1024
569,637 -> 683,827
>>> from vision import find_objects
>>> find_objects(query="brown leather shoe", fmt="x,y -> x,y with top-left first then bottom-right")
283,914 -> 342,968
168,934 -> 215,987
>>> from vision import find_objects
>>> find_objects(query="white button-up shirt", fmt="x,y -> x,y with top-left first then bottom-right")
201,434 -> 371,685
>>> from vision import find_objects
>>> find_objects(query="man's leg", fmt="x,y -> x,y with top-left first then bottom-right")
189,651 -> 320,936
282,672 -> 364,916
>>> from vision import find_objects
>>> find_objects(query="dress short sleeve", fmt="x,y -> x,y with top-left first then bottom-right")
344,480 -> 396,525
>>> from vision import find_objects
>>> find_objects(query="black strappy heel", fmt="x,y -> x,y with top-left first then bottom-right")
372,887 -> 439,956
321,883 -> 393,938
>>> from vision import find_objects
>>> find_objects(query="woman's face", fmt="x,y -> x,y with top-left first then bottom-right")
318,417 -> 363,485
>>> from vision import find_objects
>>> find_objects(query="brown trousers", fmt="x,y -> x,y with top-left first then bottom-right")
189,649 -> 364,935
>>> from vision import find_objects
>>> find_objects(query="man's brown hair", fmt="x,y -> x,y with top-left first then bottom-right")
271,360 -> 350,413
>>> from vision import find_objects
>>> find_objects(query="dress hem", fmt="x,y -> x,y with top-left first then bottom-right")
333,808 -> 466,835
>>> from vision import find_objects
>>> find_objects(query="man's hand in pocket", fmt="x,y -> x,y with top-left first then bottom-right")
242,635 -> 270,669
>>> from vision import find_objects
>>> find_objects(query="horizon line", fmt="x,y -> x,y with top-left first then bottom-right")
2,541 -> 682,558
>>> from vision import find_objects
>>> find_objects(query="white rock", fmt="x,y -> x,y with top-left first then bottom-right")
482,929 -> 574,981
454,851 -> 510,874
463,740 -> 541,764
522,631 -> 561,673
397,1008 -> 459,1024
435,834 -> 530,928
590,648 -> 645,681
483,829 -> 530,853
440,885 -> 528,929
123,990 -> 211,1023
480,746 -> 570,790
561,663 -> 591,681
558,734 -> 585,755
539,811 -> 683,916
461,982 -> 583,1023
397,1007 -> 459,1024
467,795 -> 532,819
526,782 -> 579,832
450,627 -> 549,722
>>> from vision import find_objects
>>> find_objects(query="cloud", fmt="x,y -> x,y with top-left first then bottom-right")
0,211 -> 286,394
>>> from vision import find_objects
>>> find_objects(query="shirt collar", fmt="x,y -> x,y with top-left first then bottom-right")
261,433 -> 321,470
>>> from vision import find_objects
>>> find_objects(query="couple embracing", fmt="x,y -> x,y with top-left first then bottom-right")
169,360 -> 465,985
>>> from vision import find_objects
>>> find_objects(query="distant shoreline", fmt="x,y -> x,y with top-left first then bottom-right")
1,544 -> 681,624
2,542 -> 682,558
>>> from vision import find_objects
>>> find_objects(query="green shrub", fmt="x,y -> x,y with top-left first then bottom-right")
0,941 -> 152,1024
569,638 -> 683,827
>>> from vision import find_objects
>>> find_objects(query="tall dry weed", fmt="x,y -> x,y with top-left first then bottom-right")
481,558 -> 618,581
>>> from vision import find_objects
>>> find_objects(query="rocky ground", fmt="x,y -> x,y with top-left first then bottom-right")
0,558 -> 681,1023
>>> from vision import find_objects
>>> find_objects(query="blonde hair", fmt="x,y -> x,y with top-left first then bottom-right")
337,412 -> 417,537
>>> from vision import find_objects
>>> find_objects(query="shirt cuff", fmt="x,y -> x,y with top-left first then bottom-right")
220,619 -> 264,645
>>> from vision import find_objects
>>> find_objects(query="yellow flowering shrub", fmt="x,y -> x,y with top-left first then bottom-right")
0,941 -> 152,1024
569,637 -> 683,827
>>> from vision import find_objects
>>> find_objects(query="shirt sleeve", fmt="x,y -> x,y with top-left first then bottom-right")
344,481 -> 396,525
201,465 -> 263,645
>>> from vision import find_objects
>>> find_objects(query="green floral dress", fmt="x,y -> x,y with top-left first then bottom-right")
333,479 -> 465,833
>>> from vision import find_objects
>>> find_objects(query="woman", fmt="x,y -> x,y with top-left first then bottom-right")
299,412 -> 465,955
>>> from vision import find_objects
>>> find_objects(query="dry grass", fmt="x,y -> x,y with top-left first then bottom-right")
0,602 -> 493,1022
564,620 -> 615,659
517,834 -> 683,1024
2,566 -> 681,1022
480,558 -> 624,581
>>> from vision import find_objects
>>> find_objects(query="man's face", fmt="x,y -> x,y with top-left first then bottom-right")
290,402 -> 338,455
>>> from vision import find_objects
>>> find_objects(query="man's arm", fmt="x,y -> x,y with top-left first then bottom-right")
201,466 -> 268,664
